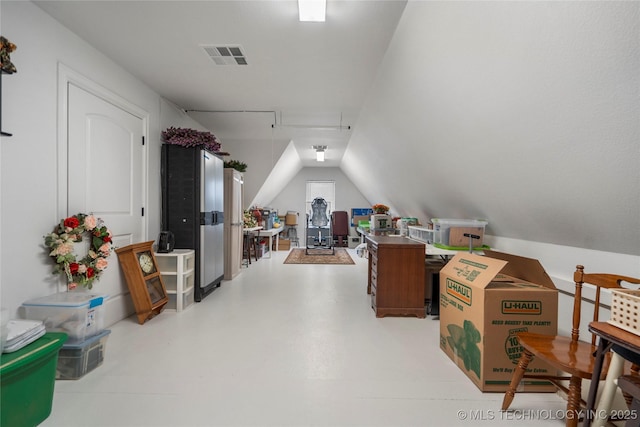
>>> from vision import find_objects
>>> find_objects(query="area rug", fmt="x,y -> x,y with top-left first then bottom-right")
284,248 -> 355,265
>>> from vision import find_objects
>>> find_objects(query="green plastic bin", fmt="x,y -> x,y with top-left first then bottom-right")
1,332 -> 67,427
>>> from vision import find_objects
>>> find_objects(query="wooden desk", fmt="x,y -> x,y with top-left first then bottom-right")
366,235 -> 426,318
585,321 -> 640,426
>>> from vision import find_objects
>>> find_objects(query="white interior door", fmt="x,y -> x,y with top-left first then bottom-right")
67,82 -> 145,325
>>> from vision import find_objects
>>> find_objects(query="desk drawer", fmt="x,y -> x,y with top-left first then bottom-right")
370,255 -> 378,274
368,243 -> 378,258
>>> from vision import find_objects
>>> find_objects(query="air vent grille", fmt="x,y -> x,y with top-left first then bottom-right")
201,45 -> 248,66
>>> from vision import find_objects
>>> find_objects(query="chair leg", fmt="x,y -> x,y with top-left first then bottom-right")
617,375 -> 640,427
502,349 -> 534,411
242,234 -> 251,266
566,376 -> 582,427
593,352 -> 625,427
251,236 -> 258,261
623,364 -> 640,408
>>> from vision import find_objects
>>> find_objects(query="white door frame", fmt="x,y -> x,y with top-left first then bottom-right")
56,62 -> 149,243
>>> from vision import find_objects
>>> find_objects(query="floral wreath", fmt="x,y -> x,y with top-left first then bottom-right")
44,213 -> 114,290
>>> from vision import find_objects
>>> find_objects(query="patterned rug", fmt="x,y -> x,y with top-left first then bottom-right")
283,248 -> 355,265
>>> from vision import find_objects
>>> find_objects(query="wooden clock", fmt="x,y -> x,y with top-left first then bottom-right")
116,240 -> 168,324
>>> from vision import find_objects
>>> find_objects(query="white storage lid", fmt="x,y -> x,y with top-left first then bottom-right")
61,329 -> 111,350
431,218 -> 488,226
22,292 -> 109,308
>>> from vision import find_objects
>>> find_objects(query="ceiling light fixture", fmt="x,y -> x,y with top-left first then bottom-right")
298,0 -> 326,22
313,145 -> 327,162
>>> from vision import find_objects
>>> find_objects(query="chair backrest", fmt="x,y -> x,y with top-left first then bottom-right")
331,211 -> 349,235
572,265 -> 640,346
310,198 -> 329,227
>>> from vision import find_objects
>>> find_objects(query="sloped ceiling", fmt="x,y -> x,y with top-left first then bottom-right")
343,1 -> 640,256
34,0 -> 407,167
33,0 -> 639,256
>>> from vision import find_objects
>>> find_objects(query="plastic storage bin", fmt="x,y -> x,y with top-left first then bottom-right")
608,289 -> 640,336
398,218 -> 418,236
22,292 -> 109,344
408,225 -> 435,244
431,218 -> 489,249
57,329 -> 111,380
1,332 -> 67,427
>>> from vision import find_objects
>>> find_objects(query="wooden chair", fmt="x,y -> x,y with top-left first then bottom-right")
501,265 -> 640,427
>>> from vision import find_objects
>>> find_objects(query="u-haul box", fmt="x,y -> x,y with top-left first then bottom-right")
439,250 -> 558,392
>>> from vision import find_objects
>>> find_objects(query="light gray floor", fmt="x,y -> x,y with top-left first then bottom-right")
42,248 -> 569,427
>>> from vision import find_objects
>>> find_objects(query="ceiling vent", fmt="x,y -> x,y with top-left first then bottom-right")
201,45 -> 248,66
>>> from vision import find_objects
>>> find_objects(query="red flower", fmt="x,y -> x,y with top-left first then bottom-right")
64,217 -> 80,229
86,267 -> 95,278
69,263 -> 79,275
102,235 -> 112,243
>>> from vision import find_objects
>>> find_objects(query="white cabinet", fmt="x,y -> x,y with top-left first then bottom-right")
154,249 -> 195,312
224,168 -> 244,280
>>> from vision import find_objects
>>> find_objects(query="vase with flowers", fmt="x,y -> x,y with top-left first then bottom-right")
372,204 -> 389,215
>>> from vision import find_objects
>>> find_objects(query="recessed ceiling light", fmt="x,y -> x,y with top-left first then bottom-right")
298,0 -> 326,22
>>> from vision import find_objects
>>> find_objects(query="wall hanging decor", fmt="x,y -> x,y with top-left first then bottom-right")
44,213 -> 115,290
0,36 -> 17,74
0,35 -> 16,137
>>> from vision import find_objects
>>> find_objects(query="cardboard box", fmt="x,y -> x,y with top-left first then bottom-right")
285,214 -> 298,226
278,239 -> 291,250
353,215 -> 370,228
370,214 -> 392,230
439,250 -> 558,392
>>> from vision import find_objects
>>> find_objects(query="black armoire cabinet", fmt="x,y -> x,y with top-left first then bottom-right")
161,144 -> 225,302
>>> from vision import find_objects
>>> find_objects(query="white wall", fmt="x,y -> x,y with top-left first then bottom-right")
343,1 -> 640,257
222,137 -> 291,209
0,2 -> 204,320
268,167 -> 371,241
2,1 -> 638,324
342,0 -> 640,335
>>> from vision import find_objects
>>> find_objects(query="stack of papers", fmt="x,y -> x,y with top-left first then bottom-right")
3,319 -> 46,353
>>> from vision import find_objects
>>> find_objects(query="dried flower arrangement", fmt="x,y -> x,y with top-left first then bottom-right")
161,127 -> 221,153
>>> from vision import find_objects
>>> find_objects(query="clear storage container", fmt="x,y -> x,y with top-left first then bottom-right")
56,329 -> 110,380
431,218 -> 488,249
22,293 -> 108,344
408,225 -> 435,244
